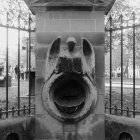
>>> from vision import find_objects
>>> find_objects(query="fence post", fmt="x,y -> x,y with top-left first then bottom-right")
120,14 -> 124,116
109,15 -> 112,114
126,107 -> 129,117
34,104 -> 35,114
12,106 -> 15,117
132,12 -> 136,118
114,105 -> 117,115
0,108 -> 2,119
28,14 -> 31,115
23,105 -> 26,116
18,14 -> 21,116
6,12 -> 9,118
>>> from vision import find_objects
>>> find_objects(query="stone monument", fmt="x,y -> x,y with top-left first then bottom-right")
23,0 -> 115,140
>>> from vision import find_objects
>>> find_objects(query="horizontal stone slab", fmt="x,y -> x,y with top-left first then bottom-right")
36,32 -> 104,46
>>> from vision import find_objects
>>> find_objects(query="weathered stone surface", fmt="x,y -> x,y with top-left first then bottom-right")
36,32 -> 104,45
95,77 -> 104,95
95,19 -> 104,32
35,114 -> 64,139
105,115 -> 140,140
36,11 -> 104,20
28,1 -> 106,139
77,114 -> 105,140
56,57 -> 82,73
94,94 -> 105,114
0,117 -> 34,140
42,19 -> 96,32
34,8 -> 105,140
1,114 -> 140,140
23,0 -> 116,14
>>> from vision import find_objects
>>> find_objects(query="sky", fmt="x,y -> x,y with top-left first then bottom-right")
0,27 -> 28,48
128,0 -> 140,8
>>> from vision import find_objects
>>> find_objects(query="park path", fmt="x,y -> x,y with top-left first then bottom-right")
105,82 -> 140,88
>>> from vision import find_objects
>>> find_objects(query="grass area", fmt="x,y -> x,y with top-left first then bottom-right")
105,87 -> 140,108
105,77 -> 140,85
0,79 -> 34,110
105,78 -> 140,116
0,77 -> 140,117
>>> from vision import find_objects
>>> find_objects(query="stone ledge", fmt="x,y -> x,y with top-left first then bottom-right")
0,117 -> 35,140
0,115 -> 140,140
23,0 -> 116,15
105,114 -> 140,140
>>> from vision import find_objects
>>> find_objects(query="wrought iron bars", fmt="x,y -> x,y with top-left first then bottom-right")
105,12 -> 140,118
0,13 -> 35,119
109,15 -> 112,114
6,12 -> 9,118
132,12 -> 136,118
18,14 -> 21,116
28,14 -> 31,115
120,14 -> 123,116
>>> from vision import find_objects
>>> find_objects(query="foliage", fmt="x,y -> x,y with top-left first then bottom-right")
0,0 -> 35,28
0,0 -> 35,68
105,0 -> 140,72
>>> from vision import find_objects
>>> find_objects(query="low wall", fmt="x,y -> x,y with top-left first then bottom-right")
0,115 -> 140,140
105,114 -> 140,140
0,117 -> 34,140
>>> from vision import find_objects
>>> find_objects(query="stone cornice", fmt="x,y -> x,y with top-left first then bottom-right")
24,0 -> 116,15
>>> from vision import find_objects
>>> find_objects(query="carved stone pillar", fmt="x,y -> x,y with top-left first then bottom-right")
23,0 -> 111,140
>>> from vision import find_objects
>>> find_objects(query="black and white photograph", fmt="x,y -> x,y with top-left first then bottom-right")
0,0 -> 139,140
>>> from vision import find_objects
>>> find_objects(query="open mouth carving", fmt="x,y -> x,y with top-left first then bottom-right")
50,74 -> 87,115
42,72 -> 97,121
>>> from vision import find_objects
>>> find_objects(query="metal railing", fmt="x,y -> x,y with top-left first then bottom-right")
105,12 -> 140,118
1,11 -> 140,119
0,12 -> 35,119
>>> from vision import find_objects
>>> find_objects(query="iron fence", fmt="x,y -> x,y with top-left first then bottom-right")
105,12 -> 140,118
0,12 -> 35,119
1,11 -> 140,119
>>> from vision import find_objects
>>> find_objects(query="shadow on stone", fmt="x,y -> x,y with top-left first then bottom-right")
6,133 -> 19,140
